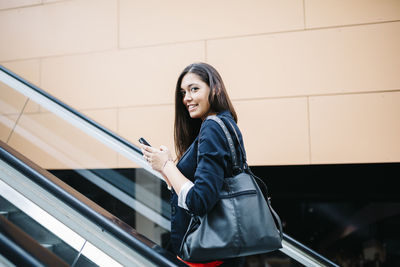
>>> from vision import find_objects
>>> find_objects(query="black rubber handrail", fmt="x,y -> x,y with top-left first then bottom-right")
283,233 -> 339,267
0,141 -> 185,267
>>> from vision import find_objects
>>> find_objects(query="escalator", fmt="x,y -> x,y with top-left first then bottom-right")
0,140 -> 180,266
0,65 -> 339,266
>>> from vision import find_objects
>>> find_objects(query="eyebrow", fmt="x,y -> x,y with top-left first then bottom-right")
181,83 -> 199,90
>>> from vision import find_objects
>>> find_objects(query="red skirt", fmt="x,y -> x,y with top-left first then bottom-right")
177,256 -> 223,267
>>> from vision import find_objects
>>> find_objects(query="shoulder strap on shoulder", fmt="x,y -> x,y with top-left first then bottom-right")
207,115 -> 239,170
197,115 -> 241,172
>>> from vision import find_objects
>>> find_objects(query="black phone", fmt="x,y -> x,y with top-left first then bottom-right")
138,137 -> 151,147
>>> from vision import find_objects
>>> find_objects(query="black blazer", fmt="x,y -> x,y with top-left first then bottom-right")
169,110 -> 246,254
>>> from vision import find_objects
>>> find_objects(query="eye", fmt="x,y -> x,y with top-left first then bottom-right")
190,87 -> 199,92
180,90 -> 186,96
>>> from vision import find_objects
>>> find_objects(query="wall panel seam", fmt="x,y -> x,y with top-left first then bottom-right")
117,0 -> 120,49
231,89 -> 400,103
306,96 -> 312,164
39,58 -> 43,113
78,103 -> 174,112
302,0 -> 306,30
0,48 -> 119,64
0,0 -> 72,12
204,40 -> 208,63
116,106 -> 120,164
121,20 -> 400,50
304,19 -> 400,31
0,4 -> 43,12
118,39 -> 209,52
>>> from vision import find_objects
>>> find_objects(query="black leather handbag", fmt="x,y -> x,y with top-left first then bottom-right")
179,115 -> 283,262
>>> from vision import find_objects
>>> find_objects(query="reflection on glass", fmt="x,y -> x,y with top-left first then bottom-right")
0,74 -> 169,246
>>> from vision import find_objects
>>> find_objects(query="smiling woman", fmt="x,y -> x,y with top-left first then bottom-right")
140,62 -> 248,266
174,63 -> 237,161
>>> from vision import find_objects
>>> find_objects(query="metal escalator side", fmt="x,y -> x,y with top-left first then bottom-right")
281,234 -> 339,267
0,213 -> 69,267
0,140 -> 183,266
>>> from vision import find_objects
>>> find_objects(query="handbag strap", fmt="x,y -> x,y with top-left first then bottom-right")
209,115 -> 243,172
199,115 -> 246,173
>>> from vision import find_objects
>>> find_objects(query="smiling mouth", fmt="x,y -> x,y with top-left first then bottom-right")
188,104 -> 198,112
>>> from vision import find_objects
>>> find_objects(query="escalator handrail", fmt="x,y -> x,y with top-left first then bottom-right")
283,233 -> 339,267
0,141 -> 184,267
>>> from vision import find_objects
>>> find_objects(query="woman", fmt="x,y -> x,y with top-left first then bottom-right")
141,62 -> 246,267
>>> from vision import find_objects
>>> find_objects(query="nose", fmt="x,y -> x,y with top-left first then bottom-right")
183,91 -> 192,102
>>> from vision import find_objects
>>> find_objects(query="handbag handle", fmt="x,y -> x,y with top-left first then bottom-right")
203,115 -> 245,173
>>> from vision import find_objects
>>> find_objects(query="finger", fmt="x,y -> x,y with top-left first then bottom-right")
159,145 -> 168,151
140,146 -> 149,156
140,143 -> 148,151
141,144 -> 150,152
144,155 -> 152,163
142,149 -> 151,158
140,143 -> 149,150
143,145 -> 159,153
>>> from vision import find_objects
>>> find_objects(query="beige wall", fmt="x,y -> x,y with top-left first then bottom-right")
1,0 -> 399,167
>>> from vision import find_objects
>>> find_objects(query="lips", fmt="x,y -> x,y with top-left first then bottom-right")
187,104 -> 198,112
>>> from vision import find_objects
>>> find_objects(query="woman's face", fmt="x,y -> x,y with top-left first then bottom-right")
180,72 -> 212,120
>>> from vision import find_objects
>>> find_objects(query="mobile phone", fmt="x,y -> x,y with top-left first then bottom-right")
138,137 -> 151,147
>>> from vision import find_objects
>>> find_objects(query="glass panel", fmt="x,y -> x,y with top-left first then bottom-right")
0,82 -> 25,143
281,201 -> 400,267
0,70 -> 169,247
0,81 -> 29,115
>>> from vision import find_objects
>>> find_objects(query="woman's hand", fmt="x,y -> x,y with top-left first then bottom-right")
140,144 -> 172,173
141,144 -> 189,194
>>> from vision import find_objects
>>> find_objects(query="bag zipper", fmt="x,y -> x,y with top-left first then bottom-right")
219,189 -> 257,199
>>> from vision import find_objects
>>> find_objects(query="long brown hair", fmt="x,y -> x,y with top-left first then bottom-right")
174,62 -> 237,160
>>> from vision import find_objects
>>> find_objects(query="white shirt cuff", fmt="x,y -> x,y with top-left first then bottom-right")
178,181 -> 194,210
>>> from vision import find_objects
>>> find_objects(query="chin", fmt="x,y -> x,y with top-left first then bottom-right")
189,112 -> 203,120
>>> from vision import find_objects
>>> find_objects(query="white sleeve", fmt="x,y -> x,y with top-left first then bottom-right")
178,180 -> 194,210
